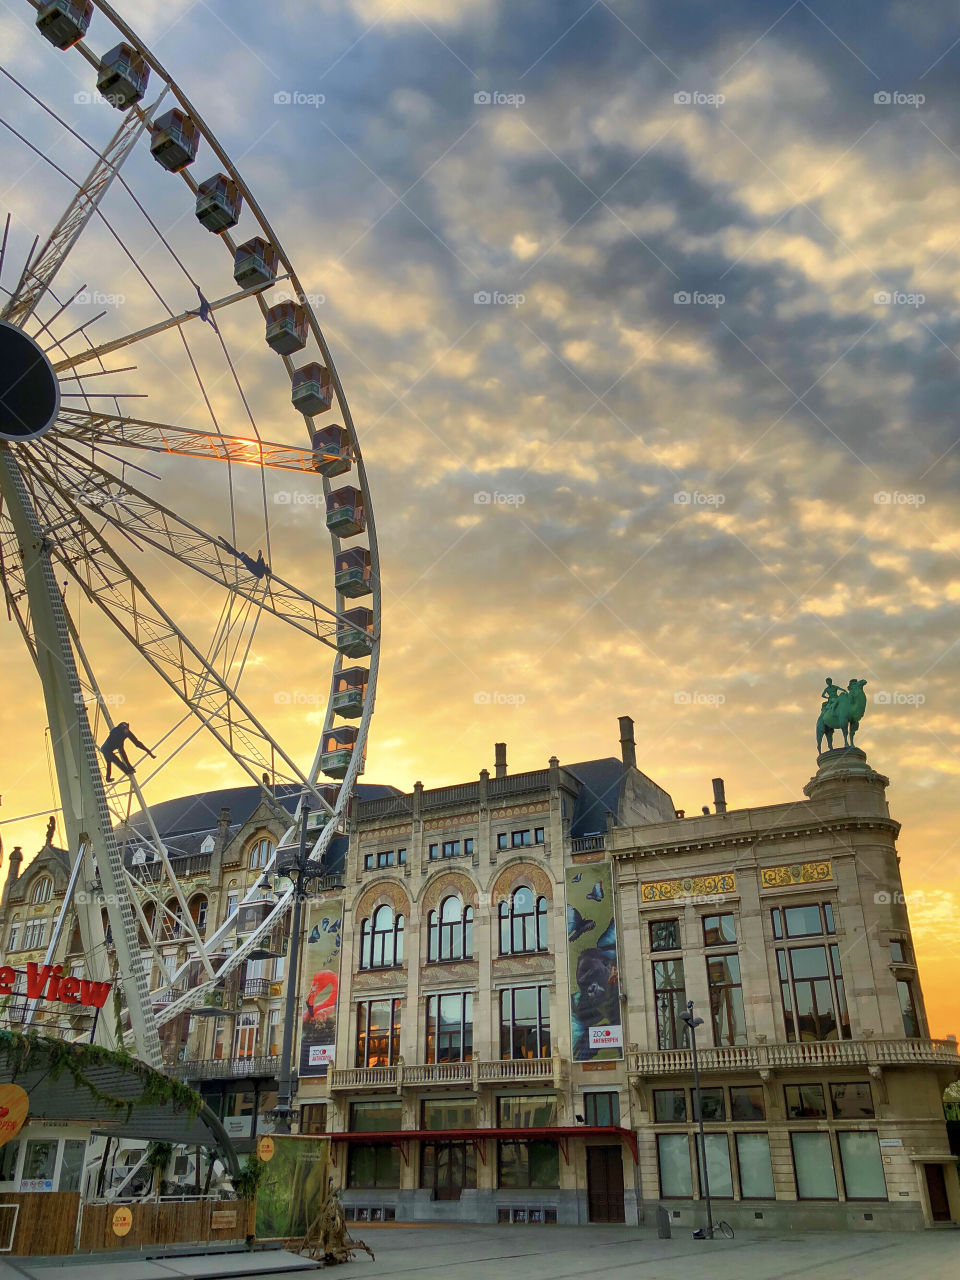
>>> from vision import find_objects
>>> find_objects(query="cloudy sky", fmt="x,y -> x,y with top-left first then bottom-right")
1,0 -> 959,1035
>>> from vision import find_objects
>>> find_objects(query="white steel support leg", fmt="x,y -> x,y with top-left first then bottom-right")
0,447 -> 161,1066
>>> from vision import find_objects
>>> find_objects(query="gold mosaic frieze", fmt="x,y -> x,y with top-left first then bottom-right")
759,860 -> 833,888
640,872 -> 736,902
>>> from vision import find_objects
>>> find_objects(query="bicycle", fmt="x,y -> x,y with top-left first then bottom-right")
692,1220 -> 735,1240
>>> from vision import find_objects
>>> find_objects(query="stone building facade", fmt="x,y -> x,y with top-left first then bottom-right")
0,724 -> 957,1229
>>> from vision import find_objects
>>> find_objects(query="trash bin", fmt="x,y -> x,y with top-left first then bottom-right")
656,1203 -> 672,1239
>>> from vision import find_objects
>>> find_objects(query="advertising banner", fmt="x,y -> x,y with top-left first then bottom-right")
298,894 -> 343,1077
254,1135 -> 328,1239
565,862 -> 623,1061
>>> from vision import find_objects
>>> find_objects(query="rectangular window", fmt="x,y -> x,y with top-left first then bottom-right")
233,1012 -> 258,1060
349,1100 -> 402,1131
650,919 -> 680,951
464,839 -> 474,855
696,1133 -> 733,1198
829,1081 -> 874,1119
22,1138 -> 57,1183
784,1084 -> 827,1119
838,1131 -> 887,1200
706,953 -> 747,1046
347,1144 -> 400,1188
778,944 -> 849,1042
398,848 -> 407,865
0,1140 -> 19,1182
355,998 -> 401,1068
897,979 -> 921,1036
497,833 -> 508,851
791,1131 -> 838,1199
420,1140 -> 477,1191
653,1089 -> 687,1123
653,958 -> 687,1049
583,1092 -> 620,1127
702,913 -> 736,946
300,1104 -> 327,1135
428,844 -> 439,860
657,1133 -> 692,1198
23,920 -> 46,950
889,938 -> 907,964
59,1140 -> 86,1193
497,1139 -> 559,1188
497,1094 -> 557,1128
377,850 -> 394,868
7,926 -> 17,952
736,1133 -> 775,1198
442,841 -> 460,858
499,986 -> 551,1060
511,830 -> 532,847
363,853 -> 374,871
425,992 -> 472,1063
422,1099 -> 477,1130
267,1008 -> 282,1058
730,1086 -> 765,1121
212,1016 -> 229,1061
534,827 -> 545,844
772,902 -> 835,939
694,1088 -> 726,1122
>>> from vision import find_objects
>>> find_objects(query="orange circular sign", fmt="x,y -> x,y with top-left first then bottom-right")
112,1207 -> 133,1237
0,1084 -> 28,1149
257,1135 -> 275,1162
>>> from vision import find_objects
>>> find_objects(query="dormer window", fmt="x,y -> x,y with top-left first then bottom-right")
31,877 -> 52,906
200,835 -> 216,854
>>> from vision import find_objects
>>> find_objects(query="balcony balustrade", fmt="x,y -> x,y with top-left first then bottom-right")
171,1055 -> 281,1080
626,1037 -> 959,1077
329,1055 -> 560,1092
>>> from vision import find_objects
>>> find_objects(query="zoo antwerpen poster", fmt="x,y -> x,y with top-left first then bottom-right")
565,862 -> 623,1060
298,894 -> 344,1076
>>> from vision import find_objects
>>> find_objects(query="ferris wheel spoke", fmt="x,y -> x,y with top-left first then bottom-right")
24,453 -> 334,806
51,278 -> 289,373
55,408 -> 329,474
2,106 -> 151,329
33,440 -> 350,647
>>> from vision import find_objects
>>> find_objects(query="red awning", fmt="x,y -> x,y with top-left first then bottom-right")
327,1125 -> 638,1163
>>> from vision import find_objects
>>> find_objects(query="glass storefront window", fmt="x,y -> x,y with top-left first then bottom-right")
736,1133 -> 775,1198
349,1100 -> 402,1132
785,1084 -> 827,1119
697,1133 -> 733,1198
730,1086 -> 765,1121
496,1139 -> 559,1188
654,1089 -> 687,1123
347,1144 -> 400,1188
422,1099 -> 477,1130
497,1094 -> 557,1128
657,1133 -> 692,1197
829,1082 -> 874,1119
791,1132 -> 838,1199
838,1131 -> 887,1200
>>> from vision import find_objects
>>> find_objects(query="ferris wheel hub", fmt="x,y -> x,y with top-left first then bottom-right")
0,321 -> 61,442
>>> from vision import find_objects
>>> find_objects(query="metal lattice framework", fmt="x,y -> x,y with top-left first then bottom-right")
0,1 -> 381,1067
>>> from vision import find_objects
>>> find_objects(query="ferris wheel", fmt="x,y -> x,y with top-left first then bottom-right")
0,1 -> 381,1067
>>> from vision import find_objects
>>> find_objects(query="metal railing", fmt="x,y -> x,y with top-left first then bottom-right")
172,1054 -> 281,1080
627,1037 -> 960,1076
329,1055 -> 561,1091
571,835 -> 605,853
243,977 -> 273,998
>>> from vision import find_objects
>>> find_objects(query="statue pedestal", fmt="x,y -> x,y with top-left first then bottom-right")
804,746 -> 890,814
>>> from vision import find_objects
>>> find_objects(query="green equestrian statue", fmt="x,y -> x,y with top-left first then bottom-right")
816,677 -> 868,752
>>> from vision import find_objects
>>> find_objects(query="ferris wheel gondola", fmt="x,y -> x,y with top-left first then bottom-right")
0,0 -> 381,1067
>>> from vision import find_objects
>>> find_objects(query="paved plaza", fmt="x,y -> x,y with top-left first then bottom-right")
307,1223 -> 960,1280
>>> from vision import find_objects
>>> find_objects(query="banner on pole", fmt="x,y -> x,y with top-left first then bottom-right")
298,895 -> 343,1077
565,863 -> 623,1061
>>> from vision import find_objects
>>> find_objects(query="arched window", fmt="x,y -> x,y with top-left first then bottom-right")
31,877 -> 52,906
189,894 -> 208,933
428,896 -> 474,962
499,887 -> 548,955
359,904 -> 404,970
162,898 -> 183,940
250,838 -> 274,870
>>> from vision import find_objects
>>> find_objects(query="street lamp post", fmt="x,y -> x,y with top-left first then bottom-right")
680,1000 -> 713,1240
271,799 -> 328,1136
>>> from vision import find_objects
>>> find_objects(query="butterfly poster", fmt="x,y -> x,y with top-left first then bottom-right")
298,894 -> 344,1077
565,862 -> 623,1060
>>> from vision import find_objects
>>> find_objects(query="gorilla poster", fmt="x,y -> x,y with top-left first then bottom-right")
565,863 -> 623,1061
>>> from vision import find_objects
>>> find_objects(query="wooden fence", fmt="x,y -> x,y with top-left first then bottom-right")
78,1198 -> 250,1252
0,1193 -> 81,1257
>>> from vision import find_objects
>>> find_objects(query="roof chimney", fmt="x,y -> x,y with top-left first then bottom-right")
618,715 -> 637,770
712,778 -> 727,814
494,743 -> 507,779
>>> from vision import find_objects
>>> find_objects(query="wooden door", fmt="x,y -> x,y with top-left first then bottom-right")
925,1163 -> 951,1222
586,1146 -> 625,1223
